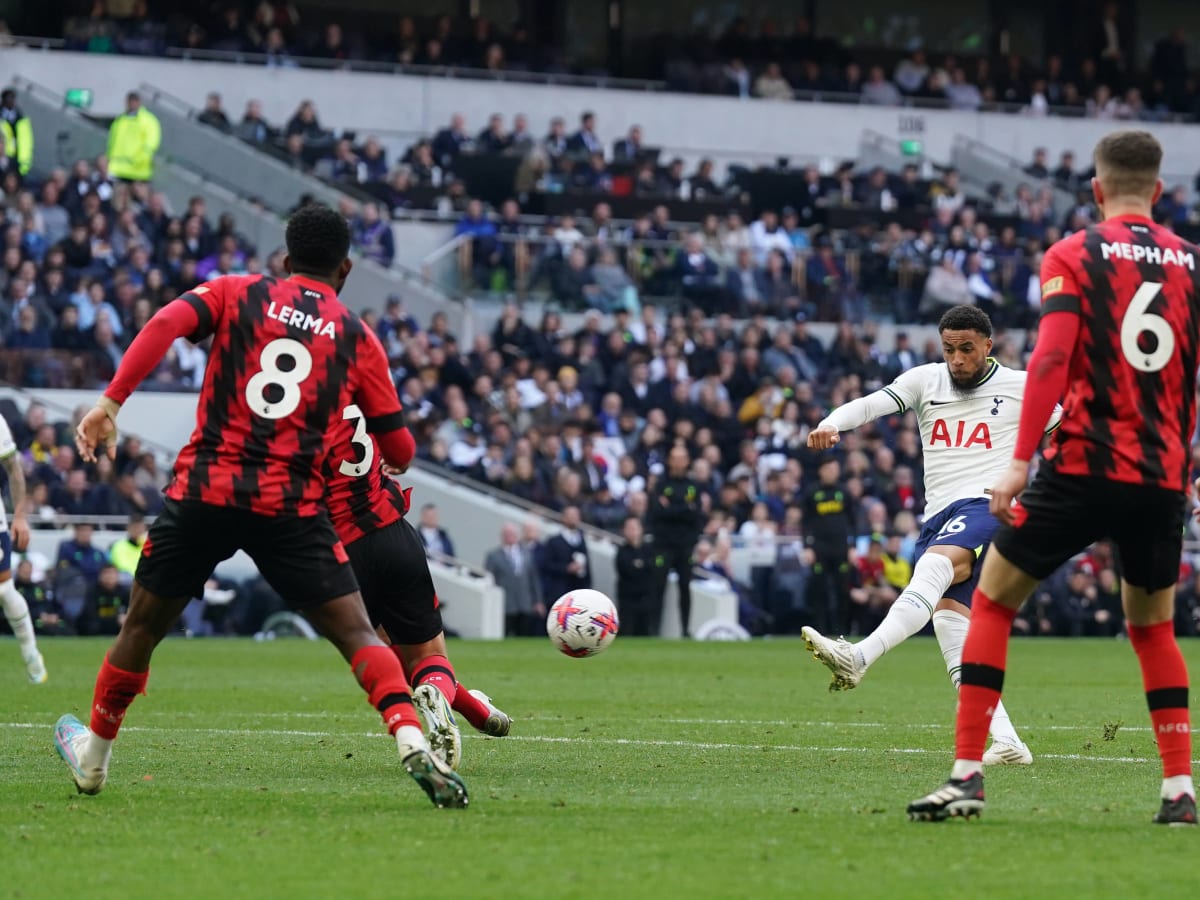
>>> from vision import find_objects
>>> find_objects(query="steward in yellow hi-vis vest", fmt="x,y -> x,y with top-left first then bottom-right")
107,91 -> 161,182
0,89 -> 33,177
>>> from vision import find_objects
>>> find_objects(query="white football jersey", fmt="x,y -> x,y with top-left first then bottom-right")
0,415 -> 15,533
884,359 -> 1061,518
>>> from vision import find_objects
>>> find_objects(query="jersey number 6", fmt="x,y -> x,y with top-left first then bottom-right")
1121,282 -> 1173,373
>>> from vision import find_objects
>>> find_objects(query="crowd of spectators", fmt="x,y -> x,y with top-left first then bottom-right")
0,140 -> 276,389
183,88 -> 1200,322
43,5 -> 1200,121
357,297 -> 1200,637
7,296 -> 1200,640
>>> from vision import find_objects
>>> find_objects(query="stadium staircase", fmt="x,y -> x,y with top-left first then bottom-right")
11,77 -> 466,334
950,134 -> 1076,211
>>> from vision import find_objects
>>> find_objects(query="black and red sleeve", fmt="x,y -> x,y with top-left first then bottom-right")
178,277 -> 229,344
353,327 -> 414,467
1014,244 -> 1081,462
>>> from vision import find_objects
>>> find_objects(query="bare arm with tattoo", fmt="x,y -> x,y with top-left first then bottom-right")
1,452 -> 29,553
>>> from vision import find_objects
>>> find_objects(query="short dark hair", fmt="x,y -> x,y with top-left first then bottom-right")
285,203 -> 350,275
1094,129 -> 1162,199
938,305 -> 992,338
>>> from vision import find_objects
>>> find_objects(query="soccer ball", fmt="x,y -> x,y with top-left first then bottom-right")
547,589 -> 619,658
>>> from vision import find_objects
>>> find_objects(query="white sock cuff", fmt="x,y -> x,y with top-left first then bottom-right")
903,553 -> 957,616
1163,774 -> 1196,800
932,608 -> 969,631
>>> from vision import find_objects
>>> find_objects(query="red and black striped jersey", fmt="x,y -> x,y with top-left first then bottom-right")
324,417 -> 413,546
1039,215 -> 1200,492
167,274 -> 404,516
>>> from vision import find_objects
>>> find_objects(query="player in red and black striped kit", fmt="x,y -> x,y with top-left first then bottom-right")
324,411 -> 513,770
910,131 -> 1200,825
53,204 -> 467,808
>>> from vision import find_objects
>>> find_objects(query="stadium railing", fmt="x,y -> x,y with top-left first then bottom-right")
13,34 -> 1200,125
430,231 -> 947,307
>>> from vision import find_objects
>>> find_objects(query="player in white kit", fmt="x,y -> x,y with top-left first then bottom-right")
801,306 -> 1059,765
0,413 -> 46,682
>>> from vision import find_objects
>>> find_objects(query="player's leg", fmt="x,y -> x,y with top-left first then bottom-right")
393,632 -> 513,739
906,547 -> 1040,821
909,472 -> 1097,821
675,549 -> 693,637
1114,488 -> 1195,825
0,532 -> 46,683
802,501 -> 975,690
250,513 -> 466,808
352,519 -> 466,767
54,500 -> 217,794
931,594 -> 1029,764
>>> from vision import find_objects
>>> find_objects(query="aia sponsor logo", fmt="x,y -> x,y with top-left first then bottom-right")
929,419 -> 992,449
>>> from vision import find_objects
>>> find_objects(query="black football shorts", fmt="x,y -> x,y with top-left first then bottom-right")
992,467 -> 1186,592
136,498 -> 359,607
345,516 -> 443,645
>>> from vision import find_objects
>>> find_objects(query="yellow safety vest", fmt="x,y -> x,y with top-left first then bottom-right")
0,114 -> 32,176
109,536 -> 146,576
107,107 -> 162,182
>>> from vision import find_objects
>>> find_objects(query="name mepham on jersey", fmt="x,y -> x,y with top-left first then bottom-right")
1100,242 -> 1195,269
266,300 -> 337,339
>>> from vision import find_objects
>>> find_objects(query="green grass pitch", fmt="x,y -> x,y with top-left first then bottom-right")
2,636 -> 1197,899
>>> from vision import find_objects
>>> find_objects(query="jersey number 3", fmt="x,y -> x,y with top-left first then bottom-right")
338,404 -> 374,477
1121,282 -> 1173,373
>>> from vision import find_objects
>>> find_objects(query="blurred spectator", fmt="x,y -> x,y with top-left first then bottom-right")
862,66 -> 902,106
754,62 -> 793,100
484,522 -> 544,636
540,505 -> 591,602
0,88 -> 33,178
615,515 -> 665,636
107,92 -> 162,183
55,522 -> 108,618
567,111 -> 603,157
235,99 -> 274,145
432,113 -> 471,168
108,513 -> 147,584
16,559 -> 73,636
77,563 -> 128,636
416,503 -> 455,558
352,202 -> 394,267
196,92 -> 232,133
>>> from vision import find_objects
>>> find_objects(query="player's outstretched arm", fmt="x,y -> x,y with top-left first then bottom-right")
76,299 -> 202,463
991,310 -> 1080,524
809,387 -> 912,450
354,326 -> 416,472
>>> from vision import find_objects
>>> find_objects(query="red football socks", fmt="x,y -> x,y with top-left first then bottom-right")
350,646 -> 421,734
408,654 -> 458,704
90,654 -> 149,740
1129,621 -> 1192,778
955,593 -> 1018,763
451,683 -> 493,732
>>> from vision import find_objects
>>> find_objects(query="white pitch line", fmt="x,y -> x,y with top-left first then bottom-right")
2,722 -> 1170,765
63,711 -> 1156,733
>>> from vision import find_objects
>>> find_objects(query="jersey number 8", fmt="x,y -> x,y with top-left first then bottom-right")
1121,282 -> 1173,373
245,338 -> 314,419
